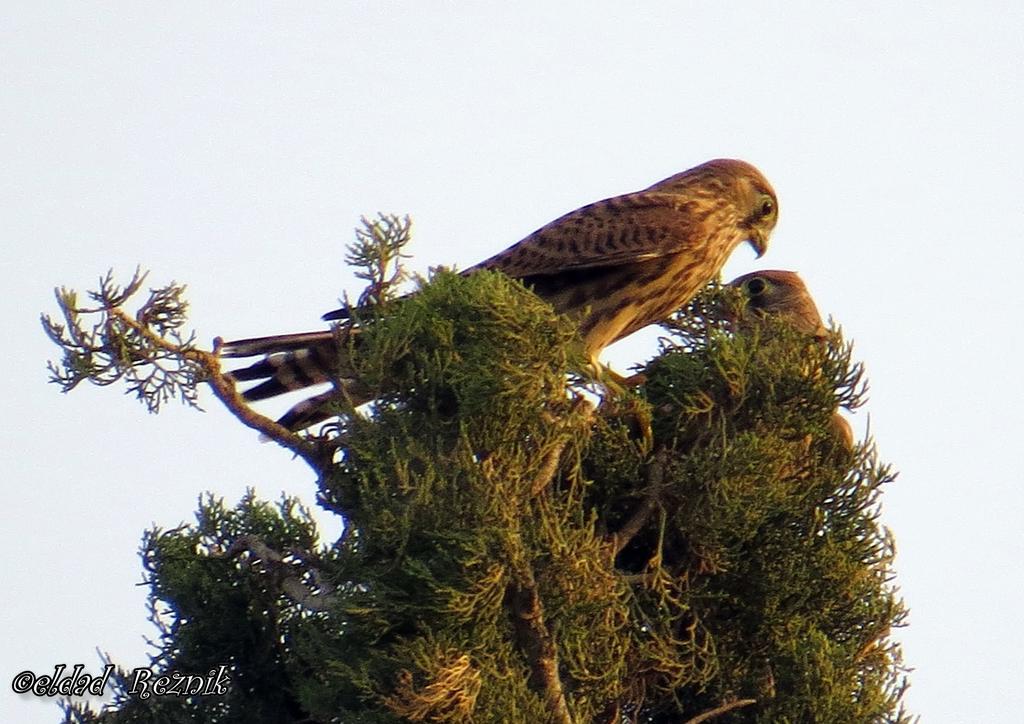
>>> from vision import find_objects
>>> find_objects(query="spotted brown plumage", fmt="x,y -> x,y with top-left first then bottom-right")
221,159 -> 778,431
726,270 -> 854,450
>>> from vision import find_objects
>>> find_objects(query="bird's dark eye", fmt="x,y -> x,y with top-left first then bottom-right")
745,277 -> 766,296
759,196 -> 775,217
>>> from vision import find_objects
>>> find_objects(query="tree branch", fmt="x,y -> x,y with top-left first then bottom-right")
107,306 -> 327,472
683,697 -> 757,724
530,396 -> 594,496
222,534 -> 335,612
609,446 -> 668,556
507,566 -> 572,724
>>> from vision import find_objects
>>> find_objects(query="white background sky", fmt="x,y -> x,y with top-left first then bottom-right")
3,3 -> 1022,722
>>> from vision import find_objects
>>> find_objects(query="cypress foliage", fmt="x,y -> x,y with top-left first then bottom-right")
52,223 -> 909,723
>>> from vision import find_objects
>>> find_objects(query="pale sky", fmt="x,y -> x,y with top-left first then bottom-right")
4,3 -> 1023,722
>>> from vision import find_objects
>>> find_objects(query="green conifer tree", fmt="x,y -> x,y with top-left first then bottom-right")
47,217 -> 910,723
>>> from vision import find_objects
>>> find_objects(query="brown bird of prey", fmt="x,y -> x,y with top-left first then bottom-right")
726,269 -> 854,450
221,159 -> 779,431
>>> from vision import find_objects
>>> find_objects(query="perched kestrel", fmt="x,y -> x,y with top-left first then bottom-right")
222,159 -> 778,430
726,270 -> 854,450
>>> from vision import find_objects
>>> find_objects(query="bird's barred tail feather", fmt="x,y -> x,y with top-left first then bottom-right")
276,389 -> 346,432
218,330 -> 338,358
218,330 -> 360,431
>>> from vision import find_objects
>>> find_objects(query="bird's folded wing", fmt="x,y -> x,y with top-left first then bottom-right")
320,193 -> 699,322
468,192 -> 701,278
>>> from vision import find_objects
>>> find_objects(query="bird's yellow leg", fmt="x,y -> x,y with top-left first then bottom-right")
596,363 -> 647,394
593,363 -> 654,454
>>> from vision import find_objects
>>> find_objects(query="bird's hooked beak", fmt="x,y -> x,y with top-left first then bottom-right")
747,231 -> 768,259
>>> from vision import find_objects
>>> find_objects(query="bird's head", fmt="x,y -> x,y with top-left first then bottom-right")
715,159 -> 778,258
648,158 -> 778,257
726,269 -> 826,339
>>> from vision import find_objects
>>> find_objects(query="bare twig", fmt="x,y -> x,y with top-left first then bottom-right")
528,398 -> 593,497
529,438 -> 572,498
683,697 -> 757,724
609,447 -> 669,556
107,307 -> 326,471
222,534 -> 335,612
